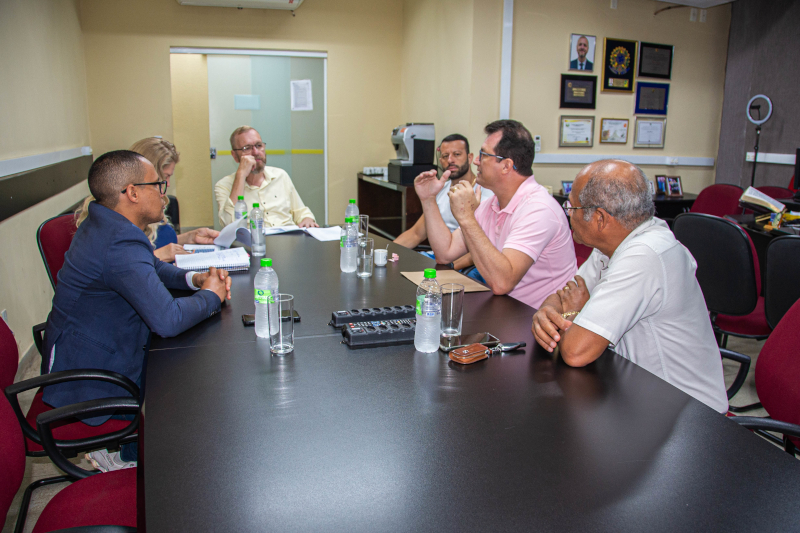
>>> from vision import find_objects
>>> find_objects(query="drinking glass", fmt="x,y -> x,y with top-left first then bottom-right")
357,238 -> 374,278
440,283 -> 465,338
267,294 -> 294,355
357,214 -> 369,243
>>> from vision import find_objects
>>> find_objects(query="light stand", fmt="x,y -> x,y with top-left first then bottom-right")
746,94 -> 772,188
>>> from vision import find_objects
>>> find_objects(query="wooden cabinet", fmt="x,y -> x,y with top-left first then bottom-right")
357,173 -> 422,240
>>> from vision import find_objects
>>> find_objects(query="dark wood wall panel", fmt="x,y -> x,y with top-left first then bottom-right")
717,0 -> 800,188
0,156 -> 92,223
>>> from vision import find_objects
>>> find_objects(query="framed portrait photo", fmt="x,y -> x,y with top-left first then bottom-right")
560,74 -> 597,109
638,42 -> 673,79
633,116 -> 667,149
602,38 -> 637,93
569,34 -> 597,72
600,118 -> 629,144
635,82 -> 670,115
559,115 -> 594,147
665,176 -> 683,197
562,181 -> 574,195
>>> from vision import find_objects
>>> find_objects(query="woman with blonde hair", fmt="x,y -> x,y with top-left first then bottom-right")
76,137 -> 219,262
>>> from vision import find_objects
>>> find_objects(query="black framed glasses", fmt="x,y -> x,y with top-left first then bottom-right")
232,142 -> 266,153
122,181 -> 168,195
562,199 -> 600,216
478,150 -> 517,170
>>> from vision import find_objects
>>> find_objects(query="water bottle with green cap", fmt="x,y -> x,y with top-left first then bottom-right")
345,198 -> 359,219
254,257 -> 279,338
414,268 -> 442,352
234,195 -> 248,222
250,202 -> 265,256
340,216 -> 358,273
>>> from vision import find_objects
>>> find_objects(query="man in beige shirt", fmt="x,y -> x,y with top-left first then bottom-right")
214,126 -> 318,228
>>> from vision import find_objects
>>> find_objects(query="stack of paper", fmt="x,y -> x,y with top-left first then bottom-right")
175,247 -> 250,272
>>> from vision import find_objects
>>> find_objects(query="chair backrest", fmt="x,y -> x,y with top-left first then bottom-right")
37,213 -> 78,289
755,298 -> 800,447
690,184 -> 744,217
673,213 -> 759,316
165,194 -> 180,234
755,186 -> 794,200
0,394 -> 25,520
0,319 -> 18,391
574,242 -> 593,267
764,236 -> 800,329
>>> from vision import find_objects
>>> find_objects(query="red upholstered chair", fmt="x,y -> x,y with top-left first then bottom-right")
729,299 -> 800,457
755,186 -> 795,199
37,214 -> 78,290
689,184 -> 744,218
0,392 -> 137,533
2,319 -> 140,459
574,242 -> 593,267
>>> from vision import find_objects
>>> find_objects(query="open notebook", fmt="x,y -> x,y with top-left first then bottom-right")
174,247 -> 250,272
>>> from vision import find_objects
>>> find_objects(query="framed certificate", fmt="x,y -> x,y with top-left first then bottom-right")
560,74 -> 597,109
633,116 -> 666,148
602,38 -> 637,93
560,116 -> 594,147
635,82 -> 670,115
600,118 -> 629,144
638,42 -> 673,79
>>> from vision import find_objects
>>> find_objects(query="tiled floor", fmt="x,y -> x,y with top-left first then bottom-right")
1,336 -> 788,532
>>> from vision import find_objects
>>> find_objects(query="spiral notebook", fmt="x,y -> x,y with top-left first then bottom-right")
175,247 -> 250,272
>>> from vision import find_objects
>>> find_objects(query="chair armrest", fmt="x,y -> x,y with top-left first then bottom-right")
4,369 -> 139,447
38,397 -> 140,479
731,416 -> 800,440
720,348 -> 751,400
33,322 -> 46,361
52,527 -> 137,533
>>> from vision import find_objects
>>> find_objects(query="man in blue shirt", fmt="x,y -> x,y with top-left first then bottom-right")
44,150 -> 232,471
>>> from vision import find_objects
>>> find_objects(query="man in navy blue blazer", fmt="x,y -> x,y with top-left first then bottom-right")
43,151 -> 232,466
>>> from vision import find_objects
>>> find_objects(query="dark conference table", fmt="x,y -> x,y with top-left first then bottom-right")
144,233 -> 800,532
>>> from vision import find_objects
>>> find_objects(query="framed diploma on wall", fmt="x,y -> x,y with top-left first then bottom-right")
602,38 -> 637,93
635,82 -> 670,115
600,118 -> 629,144
560,74 -> 597,109
633,116 -> 667,148
638,42 -> 673,79
560,116 -> 594,147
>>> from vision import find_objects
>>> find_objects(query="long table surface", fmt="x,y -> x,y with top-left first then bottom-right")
145,232 -> 800,532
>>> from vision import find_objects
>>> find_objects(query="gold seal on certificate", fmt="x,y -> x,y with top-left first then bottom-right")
560,116 -> 594,147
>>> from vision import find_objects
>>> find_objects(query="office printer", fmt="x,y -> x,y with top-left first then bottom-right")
388,123 -> 436,186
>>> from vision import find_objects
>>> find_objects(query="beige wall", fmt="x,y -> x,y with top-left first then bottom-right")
511,0 -> 731,193
0,0 -> 92,359
79,0 -> 404,226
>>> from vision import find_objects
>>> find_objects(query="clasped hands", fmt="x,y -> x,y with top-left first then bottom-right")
192,267 -> 233,303
413,169 -> 481,224
532,275 -> 590,352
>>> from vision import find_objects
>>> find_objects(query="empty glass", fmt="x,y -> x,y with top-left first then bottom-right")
440,283 -> 465,338
357,214 -> 369,242
357,238 -> 374,278
266,294 -> 294,355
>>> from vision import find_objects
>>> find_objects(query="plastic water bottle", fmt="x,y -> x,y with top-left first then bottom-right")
254,258 -> 279,338
234,196 -> 248,221
339,216 -> 357,273
414,268 -> 442,353
345,198 -> 359,220
250,203 -> 266,257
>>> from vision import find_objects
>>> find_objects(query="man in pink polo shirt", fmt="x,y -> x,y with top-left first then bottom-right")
415,120 -> 577,309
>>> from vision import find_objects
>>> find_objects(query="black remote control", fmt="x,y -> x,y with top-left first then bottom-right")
341,318 -> 416,348
330,305 -> 415,328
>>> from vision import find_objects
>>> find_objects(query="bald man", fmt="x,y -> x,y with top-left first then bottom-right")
531,160 -> 728,413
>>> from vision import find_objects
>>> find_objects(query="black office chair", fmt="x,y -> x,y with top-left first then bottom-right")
673,213 -> 770,346
165,194 -> 180,234
764,235 -> 800,330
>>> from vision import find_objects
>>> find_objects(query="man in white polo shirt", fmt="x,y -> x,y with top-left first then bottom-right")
531,159 -> 728,413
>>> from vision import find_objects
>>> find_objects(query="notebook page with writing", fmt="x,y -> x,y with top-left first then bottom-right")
175,247 -> 250,272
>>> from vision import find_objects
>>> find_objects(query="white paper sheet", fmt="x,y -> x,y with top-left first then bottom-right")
214,218 -> 247,248
305,226 -> 342,241
263,225 -> 304,236
290,79 -> 313,111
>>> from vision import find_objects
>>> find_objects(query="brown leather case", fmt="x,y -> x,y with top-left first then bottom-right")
449,343 -> 489,365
